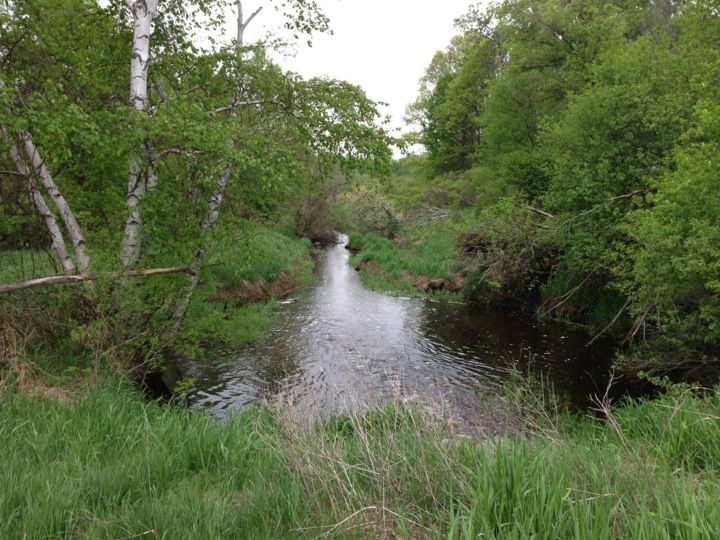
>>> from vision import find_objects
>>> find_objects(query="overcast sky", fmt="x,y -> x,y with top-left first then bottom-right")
224,0 -> 480,143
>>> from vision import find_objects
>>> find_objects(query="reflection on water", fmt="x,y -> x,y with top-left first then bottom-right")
177,235 -> 615,431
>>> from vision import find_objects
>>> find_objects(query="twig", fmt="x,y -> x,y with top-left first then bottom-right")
587,298 -> 630,346
559,190 -> 644,229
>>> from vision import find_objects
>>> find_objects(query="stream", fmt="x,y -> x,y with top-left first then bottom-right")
175,236 -> 617,432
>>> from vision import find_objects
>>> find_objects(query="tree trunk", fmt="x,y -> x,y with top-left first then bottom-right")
121,0 -> 159,268
20,131 -> 90,273
163,168 -> 231,343
8,144 -> 76,274
162,2 -> 260,343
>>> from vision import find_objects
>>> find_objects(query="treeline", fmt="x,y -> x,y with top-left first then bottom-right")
0,0 -> 392,377
384,0 -> 720,370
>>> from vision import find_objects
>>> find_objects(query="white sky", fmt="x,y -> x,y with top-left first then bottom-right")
224,0 -> 481,147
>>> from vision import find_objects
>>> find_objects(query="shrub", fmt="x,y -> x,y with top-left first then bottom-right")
342,183 -> 401,238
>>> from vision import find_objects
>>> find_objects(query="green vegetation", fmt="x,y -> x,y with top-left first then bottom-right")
1,381 -> 719,538
348,226 -> 459,295
339,0 -> 720,375
0,0 -> 391,373
3,1 -> 720,537
179,224 -> 315,352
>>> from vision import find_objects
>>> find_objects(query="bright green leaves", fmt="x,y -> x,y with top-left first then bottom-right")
407,0 -> 720,356
270,0 -> 331,45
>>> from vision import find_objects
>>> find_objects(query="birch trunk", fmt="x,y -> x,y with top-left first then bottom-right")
8,144 -> 76,274
163,169 -> 231,342
20,131 -> 90,273
163,2 -> 260,342
121,0 -> 159,268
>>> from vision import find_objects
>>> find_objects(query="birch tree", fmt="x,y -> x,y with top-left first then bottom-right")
1,79 -> 88,273
121,0 -> 159,268
163,0 -> 258,341
6,141 -> 76,274
20,131 -> 90,273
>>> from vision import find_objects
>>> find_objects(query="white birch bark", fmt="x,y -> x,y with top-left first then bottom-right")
121,0 -> 159,268
163,169 -> 230,342
8,144 -> 76,274
20,131 -> 90,273
236,0 -> 261,50
163,2 -> 260,342
0,80 -> 76,274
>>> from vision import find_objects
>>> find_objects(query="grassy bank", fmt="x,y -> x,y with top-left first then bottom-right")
0,223 -> 317,370
178,224 -> 316,353
347,222 -> 461,298
2,380 -> 719,538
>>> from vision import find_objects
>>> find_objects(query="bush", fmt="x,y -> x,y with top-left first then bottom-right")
462,198 -> 557,305
342,182 -> 401,238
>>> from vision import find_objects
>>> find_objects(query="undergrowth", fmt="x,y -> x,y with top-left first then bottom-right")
178,225 -> 315,353
347,224 -> 459,296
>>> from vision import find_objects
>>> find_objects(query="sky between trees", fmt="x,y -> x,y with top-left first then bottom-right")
222,0 -> 482,149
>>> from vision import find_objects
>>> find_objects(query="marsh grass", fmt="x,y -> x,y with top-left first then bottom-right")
2,376 -> 720,539
347,227 -> 462,300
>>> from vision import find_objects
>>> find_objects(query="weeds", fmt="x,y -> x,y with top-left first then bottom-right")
2,380 -> 720,538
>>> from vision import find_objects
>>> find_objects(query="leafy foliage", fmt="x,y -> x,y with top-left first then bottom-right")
397,0 -> 720,367
0,0 -> 394,362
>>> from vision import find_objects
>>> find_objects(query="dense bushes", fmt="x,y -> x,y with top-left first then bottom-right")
341,182 -> 401,237
369,0 -> 720,369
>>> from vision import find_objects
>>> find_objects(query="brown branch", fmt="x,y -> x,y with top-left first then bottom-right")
0,266 -> 194,294
587,298 -> 630,346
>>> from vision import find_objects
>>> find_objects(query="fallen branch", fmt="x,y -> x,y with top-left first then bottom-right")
527,205 -> 555,219
587,298 -> 630,346
0,266 -> 193,294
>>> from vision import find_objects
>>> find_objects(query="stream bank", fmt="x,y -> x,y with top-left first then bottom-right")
172,235 -> 620,433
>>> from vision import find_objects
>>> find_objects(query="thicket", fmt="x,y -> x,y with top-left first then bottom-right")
0,0 -> 393,378
363,0 -> 720,373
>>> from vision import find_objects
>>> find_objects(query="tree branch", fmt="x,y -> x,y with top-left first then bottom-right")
559,191 -> 645,229
527,205 -> 555,219
0,266 -> 195,294
214,95 -> 280,114
244,7 -> 263,31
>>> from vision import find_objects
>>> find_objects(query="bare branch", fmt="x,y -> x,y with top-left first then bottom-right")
559,191 -> 644,229
587,299 -> 630,346
214,95 -> 281,115
244,7 -> 263,31
0,266 -> 195,294
527,205 -> 555,219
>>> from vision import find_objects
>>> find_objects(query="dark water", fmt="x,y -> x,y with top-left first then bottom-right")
176,236 -> 616,431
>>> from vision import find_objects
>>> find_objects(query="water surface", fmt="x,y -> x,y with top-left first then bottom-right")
178,236 -> 615,431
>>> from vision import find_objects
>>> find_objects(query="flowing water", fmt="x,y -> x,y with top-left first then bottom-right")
176,236 -> 616,432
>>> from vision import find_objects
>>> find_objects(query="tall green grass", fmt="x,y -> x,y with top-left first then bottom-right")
0,250 -> 59,283
179,225 -> 315,352
2,381 -> 719,538
208,226 -> 314,288
348,224 -> 459,295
